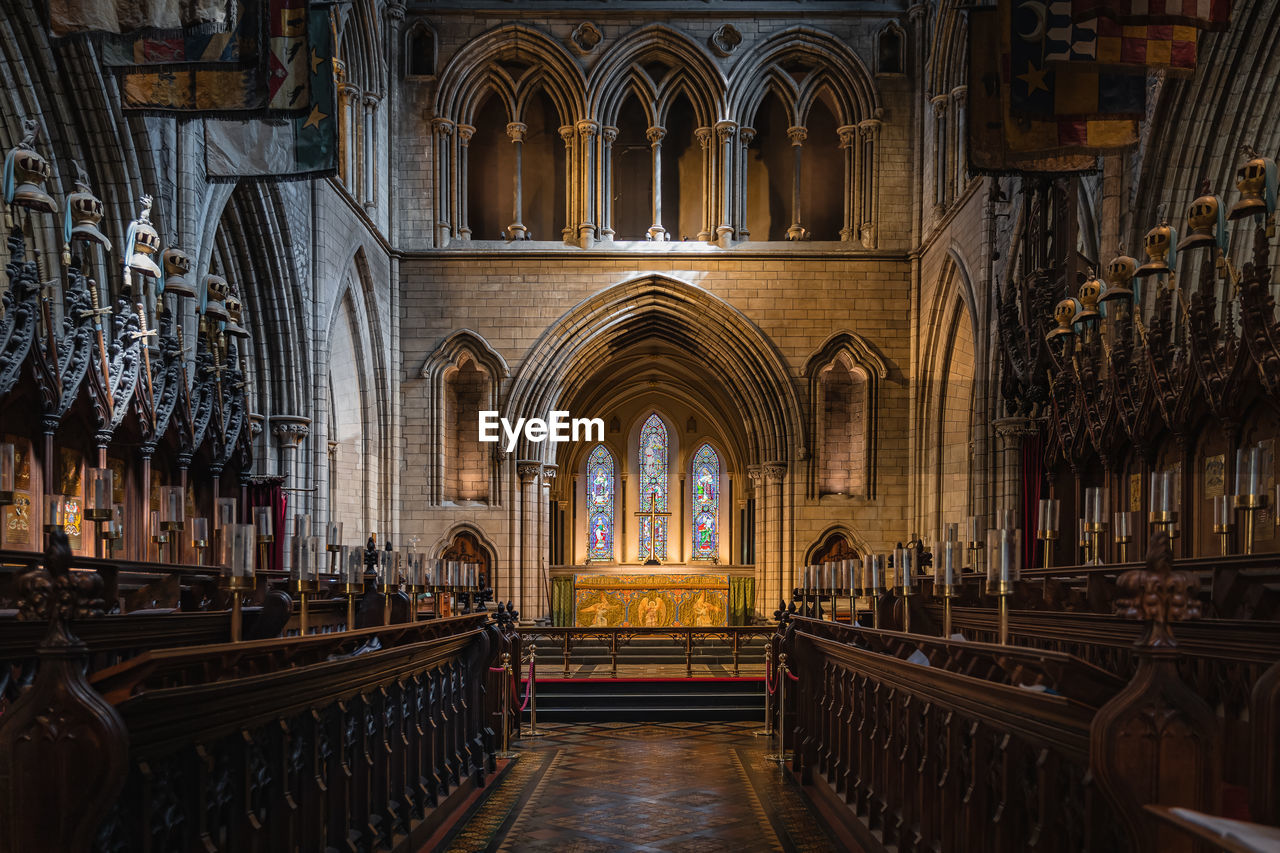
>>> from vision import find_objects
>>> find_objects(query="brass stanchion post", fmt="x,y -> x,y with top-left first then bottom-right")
766,652 -> 789,763
755,644 -> 773,737
524,643 -> 544,738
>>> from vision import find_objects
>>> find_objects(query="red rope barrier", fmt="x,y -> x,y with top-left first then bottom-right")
765,655 -> 778,696
786,669 -> 799,682
517,656 -> 535,712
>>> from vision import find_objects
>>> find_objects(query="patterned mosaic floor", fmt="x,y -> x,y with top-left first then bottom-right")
435,721 -> 843,853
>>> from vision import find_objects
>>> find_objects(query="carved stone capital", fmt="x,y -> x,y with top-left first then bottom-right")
363,92 -> 382,108
908,3 -> 928,22
576,119 -> 600,139
858,118 -> 882,139
541,463 -> 558,481
764,462 -> 787,482
694,127 -> 712,149
738,127 -> 756,146
647,126 -> 668,146
271,414 -> 312,450
431,117 -> 455,137
786,126 -> 808,146
837,124 -> 859,148
384,0 -> 406,21
746,464 -> 763,484
602,125 -> 619,145
249,412 -> 264,439
715,120 -> 737,144
559,125 -> 576,145
457,124 -> 475,146
506,122 -> 528,143
930,94 -> 950,118
517,461 -> 542,483
951,85 -> 968,108
993,416 -> 1041,445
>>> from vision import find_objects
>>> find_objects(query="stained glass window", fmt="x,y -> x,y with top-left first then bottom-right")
586,444 -> 615,562
691,443 -> 720,560
638,413 -> 668,561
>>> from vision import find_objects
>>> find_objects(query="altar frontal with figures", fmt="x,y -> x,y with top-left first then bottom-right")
574,574 -> 729,627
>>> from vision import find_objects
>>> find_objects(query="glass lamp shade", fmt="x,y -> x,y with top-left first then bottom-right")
160,485 -> 184,530
86,467 -> 113,521
223,523 -> 256,578
191,517 -> 209,548
964,515 -> 982,546
1037,499 -> 1060,536
294,514 -> 311,540
1113,511 -> 1135,541
346,545 -> 364,585
215,497 -> 237,529
1213,494 -> 1233,529
985,527 -> 1022,591
863,553 -> 883,592
43,494 -> 65,533
150,509 -> 167,544
253,506 -> 273,543
326,520 -> 343,551
103,503 -> 125,541
308,537 -> 325,579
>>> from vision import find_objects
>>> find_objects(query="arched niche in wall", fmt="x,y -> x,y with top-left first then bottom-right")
746,89 -> 791,241
800,93 -> 842,241
804,529 -> 860,565
877,23 -> 905,76
804,331 -> 888,500
612,92 -> 652,240
419,329 -> 509,506
405,20 -> 437,79
467,93 -> 517,241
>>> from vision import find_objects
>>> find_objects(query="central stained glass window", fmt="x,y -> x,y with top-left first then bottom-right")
586,444 -> 615,562
637,413 -> 668,561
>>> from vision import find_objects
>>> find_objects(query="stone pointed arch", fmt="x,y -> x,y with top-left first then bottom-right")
420,329 -> 509,506
588,25 -> 726,128
804,331 -> 890,499
803,524 -> 870,565
503,274 -> 801,465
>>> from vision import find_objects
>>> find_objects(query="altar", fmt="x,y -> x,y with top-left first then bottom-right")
573,573 -> 729,627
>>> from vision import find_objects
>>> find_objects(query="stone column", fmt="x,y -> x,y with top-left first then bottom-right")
951,86 -> 968,201
539,464 -> 557,621
748,465 -> 765,610
342,83 -> 362,199
456,125 -> 474,240
645,125 -> 668,241
993,416 -> 1040,526
517,461 -> 541,620
838,125 -> 858,242
363,93 -> 381,209
695,127 -> 713,241
715,120 -> 737,244
430,118 -> 454,246
857,117 -> 881,248
559,125 -> 576,241
765,463 -> 787,606
785,126 -> 808,241
737,127 -> 755,241
272,415 -> 311,572
576,120 -> 599,247
930,94 -> 950,215
505,122 -> 529,240
599,126 -> 618,242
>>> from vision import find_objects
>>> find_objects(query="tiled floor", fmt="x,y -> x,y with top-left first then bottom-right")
438,721 -> 841,853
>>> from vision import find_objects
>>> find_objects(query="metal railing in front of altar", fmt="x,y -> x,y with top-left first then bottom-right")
514,625 -> 776,678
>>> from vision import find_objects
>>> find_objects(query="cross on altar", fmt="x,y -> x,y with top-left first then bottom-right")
633,490 -> 670,566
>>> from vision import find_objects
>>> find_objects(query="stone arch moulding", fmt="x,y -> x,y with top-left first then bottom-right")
803,331 -> 890,500
428,521 -> 501,587
503,274 -> 801,466
803,524 -> 870,565
420,329 -> 510,506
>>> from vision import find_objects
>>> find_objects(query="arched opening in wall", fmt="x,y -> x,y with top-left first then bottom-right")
878,26 -> 904,74
328,297 -> 367,543
803,95 -> 842,241
407,24 -> 435,78
444,355 -> 489,503
467,93 -> 515,240
938,302 -> 975,525
746,90 -> 791,241
611,94 -> 651,240
441,530 -> 494,595
665,92 -> 698,241
818,354 -> 868,496
522,88 -> 566,242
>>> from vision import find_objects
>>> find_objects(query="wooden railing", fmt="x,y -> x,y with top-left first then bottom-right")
0,534 -> 517,853
515,625 -> 775,677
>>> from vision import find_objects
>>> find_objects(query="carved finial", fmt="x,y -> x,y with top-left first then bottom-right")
138,194 -> 153,224
1115,529 -> 1200,648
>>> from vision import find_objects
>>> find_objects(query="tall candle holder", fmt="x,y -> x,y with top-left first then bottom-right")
99,502 -> 125,547
1148,467 -> 1180,541
1036,498 -> 1060,570
191,517 -> 209,566
326,520 -> 343,573
404,550 -> 424,622
844,558 -> 857,625
863,553 -> 884,629
0,442 -> 15,505
221,523 -> 256,643
340,545 -> 361,630
214,497 -> 237,566
43,495 -> 65,542
289,515 -> 315,635
986,526 -> 1022,645
934,523 -> 960,638
377,549 -> 399,625
894,543 -> 916,633
1084,487 -> 1107,566
160,485 -> 184,564
1076,516 -> 1090,564
1235,442 -> 1272,555
1212,494 -> 1233,556
1113,511 -> 1134,563
86,468 -> 113,557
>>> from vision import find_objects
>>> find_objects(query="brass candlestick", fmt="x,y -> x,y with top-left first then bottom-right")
992,578 -> 1014,645
942,583 -> 959,639
1114,534 -> 1132,563
1037,530 -> 1058,570
1084,522 -> 1105,566
378,581 -> 397,625
221,574 -> 254,643
1235,494 -> 1267,555
290,578 -> 316,635
1213,523 -> 1232,556
339,581 -> 361,631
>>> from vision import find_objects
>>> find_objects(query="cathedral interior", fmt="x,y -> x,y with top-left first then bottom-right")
2,0 -> 1280,850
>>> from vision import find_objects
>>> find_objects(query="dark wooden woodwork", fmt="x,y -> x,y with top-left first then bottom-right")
1250,660 -> 1280,826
